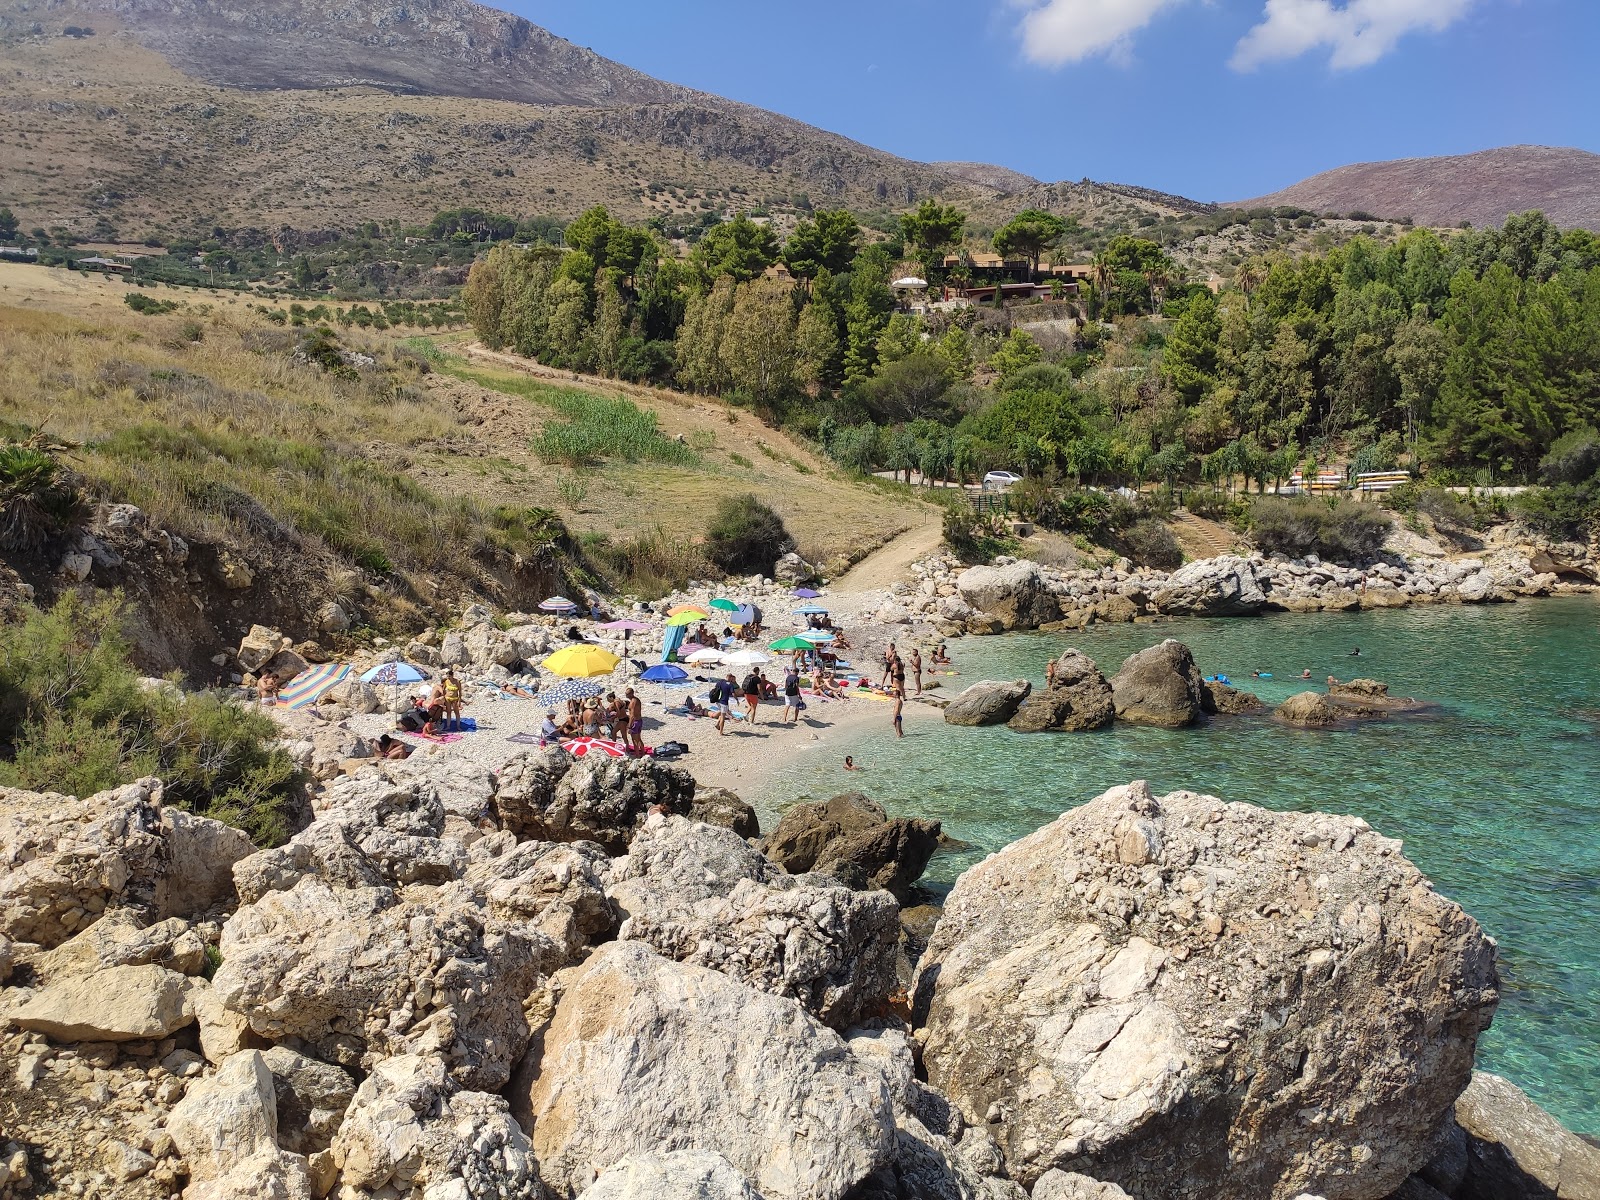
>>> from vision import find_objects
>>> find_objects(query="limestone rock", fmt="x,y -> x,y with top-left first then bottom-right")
214,877 -> 551,1090
514,941 -> 895,1200
10,963 -> 193,1042
813,816 -> 941,901
464,836 -> 618,960
1109,641 -> 1205,728
579,1151 -> 765,1199
1453,1071 -> 1600,1200
766,793 -> 887,874
1151,555 -> 1268,617
191,978 -> 262,1064
1008,651 -> 1115,733
610,816 -> 900,1030
691,786 -> 762,839
330,1053 -> 541,1198
261,1046 -> 356,1156
0,778 -> 250,949
497,753 -> 695,854
912,782 -> 1500,1199
1032,1172 -> 1134,1200
1276,691 -> 1342,727
30,910 -> 206,982
167,1049 -> 314,1199
237,625 -> 288,673
944,680 -> 1033,727
1202,681 -> 1266,716
956,562 -> 1061,631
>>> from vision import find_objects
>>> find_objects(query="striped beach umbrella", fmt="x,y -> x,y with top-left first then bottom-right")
542,679 -> 606,705
275,662 -> 351,710
561,737 -> 628,758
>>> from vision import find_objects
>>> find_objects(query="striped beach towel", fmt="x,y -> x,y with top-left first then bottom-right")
275,662 -> 352,710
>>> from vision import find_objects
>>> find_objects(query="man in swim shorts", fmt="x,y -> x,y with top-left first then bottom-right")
625,687 -> 644,754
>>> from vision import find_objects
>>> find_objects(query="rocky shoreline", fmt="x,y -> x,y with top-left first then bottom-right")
3,755 -> 1598,1200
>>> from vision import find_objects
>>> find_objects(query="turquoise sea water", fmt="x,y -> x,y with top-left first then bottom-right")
752,597 -> 1600,1133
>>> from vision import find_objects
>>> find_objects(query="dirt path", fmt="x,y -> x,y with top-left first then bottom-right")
832,516 -> 946,595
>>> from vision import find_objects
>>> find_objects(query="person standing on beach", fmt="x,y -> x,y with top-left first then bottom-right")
625,687 -> 644,755
910,648 -> 923,696
881,643 -> 897,688
891,652 -> 907,697
741,669 -> 761,725
441,669 -> 463,729
782,666 -> 802,724
1045,657 -> 1057,689
892,686 -> 905,739
709,674 -> 734,736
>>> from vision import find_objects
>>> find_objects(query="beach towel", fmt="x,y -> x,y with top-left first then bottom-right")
405,732 -> 465,745
506,732 -> 546,746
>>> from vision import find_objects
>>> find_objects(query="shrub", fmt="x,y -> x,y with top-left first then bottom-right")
1246,497 -> 1393,563
124,292 -> 178,316
1539,427 -> 1600,487
704,495 -> 795,575
0,441 -> 86,552
943,505 -> 1014,565
1513,485 -> 1600,542
1117,519 -> 1183,569
0,593 -> 300,845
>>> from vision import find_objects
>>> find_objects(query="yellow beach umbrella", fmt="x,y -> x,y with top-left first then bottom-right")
668,605 -> 711,618
664,611 -> 702,627
542,644 -> 621,678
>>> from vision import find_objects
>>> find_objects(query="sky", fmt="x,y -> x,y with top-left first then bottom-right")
508,0 -> 1599,202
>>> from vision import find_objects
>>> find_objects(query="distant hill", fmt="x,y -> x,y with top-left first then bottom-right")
932,162 -> 1041,194
1239,146 -> 1600,232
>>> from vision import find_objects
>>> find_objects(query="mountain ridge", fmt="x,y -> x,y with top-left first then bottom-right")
1240,145 -> 1600,232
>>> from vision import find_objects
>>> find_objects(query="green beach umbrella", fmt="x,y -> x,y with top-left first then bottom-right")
769,636 -> 812,651
710,598 -> 741,612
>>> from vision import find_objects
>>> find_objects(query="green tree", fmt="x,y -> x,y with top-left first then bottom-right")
863,354 -> 951,424
876,313 -> 923,368
900,201 -> 966,274
843,246 -> 895,389
989,329 -> 1042,382
783,209 -> 860,280
0,206 -> 17,240
675,277 -> 737,394
796,299 -> 842,389
720,277 -> 800,413
1161,290 -> 1221,402
993,209 -> 1067,275
690,214 -> 780,287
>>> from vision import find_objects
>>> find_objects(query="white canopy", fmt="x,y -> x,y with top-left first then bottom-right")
892,277 -> 929,290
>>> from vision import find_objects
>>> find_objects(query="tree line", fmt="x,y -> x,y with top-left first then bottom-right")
464,204 -> 1600,489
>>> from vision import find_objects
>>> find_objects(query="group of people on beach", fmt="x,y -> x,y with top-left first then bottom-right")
540,688 -> 647,753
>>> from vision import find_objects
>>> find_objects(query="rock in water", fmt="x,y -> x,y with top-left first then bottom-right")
1009,650 -> 1115,733
579,1151 -> 766,1199
1202,680 -> 1265,716
1276,692 -> 1342,727
1452,1071 -> 1600,1200
943,680 -> 1033,727
513,941 -> 896,1200
911,782 -> 1499,1199
766,794 -> 888,874
956,562 -> 1061,630
1151,555 -> 1268,617
1109,640 -> 1205,728
765,794 -> 938,900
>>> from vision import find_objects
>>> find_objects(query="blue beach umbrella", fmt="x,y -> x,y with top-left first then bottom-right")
797,630 -> 836,644
641,664 -> 691,685
793,603 -> 830,616
360,661 -> 429,685
794,588 -> 821,599
542,678 -> 606,705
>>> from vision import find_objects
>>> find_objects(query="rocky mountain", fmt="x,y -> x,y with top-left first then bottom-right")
931,161 -> 1041,193
1240,145 -> 1600,231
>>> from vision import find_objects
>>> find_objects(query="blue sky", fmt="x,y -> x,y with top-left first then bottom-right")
509,0 -> 1598,201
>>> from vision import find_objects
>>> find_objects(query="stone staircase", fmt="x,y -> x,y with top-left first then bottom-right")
1169,511 -> 1241,561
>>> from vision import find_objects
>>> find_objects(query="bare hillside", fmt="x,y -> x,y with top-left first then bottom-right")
932,162 -> 1041,194
1240,146 -> 1600,231
0,0 -> 991,235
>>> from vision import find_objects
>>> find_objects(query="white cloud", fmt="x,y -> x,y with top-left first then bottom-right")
1231,0 -> 1474,70
1011,0 -> 1189,67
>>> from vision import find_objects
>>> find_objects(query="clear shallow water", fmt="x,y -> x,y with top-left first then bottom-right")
752,597 -> 1600,1133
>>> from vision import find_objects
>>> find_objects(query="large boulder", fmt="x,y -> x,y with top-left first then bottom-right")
1202,681 -> 1265,716
261,1046 -> 357,1156
1276,691 -> 1343,728
1009,651 -> 1115,733
213,877 -> 552,1090
1151,555 -> 1268,617
464,836 -> 618,961
691,786 -> 762,839
1108,641 -> 1205,728
1033,1173 -> 1133,1200
766,794 -> 938,900
329,1053 -> 542,1198
610,815 -> 901,1030
167,1050 -> 313,1200
9,962 -> 193,1041
28,910 -> 207,983
0,778 -> 253,949
579,1151 -> 765,1200
912,782 -> 1499,1199
944,680 -> 1033,727
1452,1071 -> 1600,1200
494,752 -> 694,853
512,941 -> 896,1200
956,562 -> 1061,631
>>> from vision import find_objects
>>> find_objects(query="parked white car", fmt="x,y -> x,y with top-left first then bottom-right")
982,471 -> 1024,492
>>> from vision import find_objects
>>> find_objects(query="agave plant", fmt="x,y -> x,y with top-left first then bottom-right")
0,442 -> 87,552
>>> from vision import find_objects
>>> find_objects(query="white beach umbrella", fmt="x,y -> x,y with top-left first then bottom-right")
684,647 -> 726,664
725,649 -> 770,667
